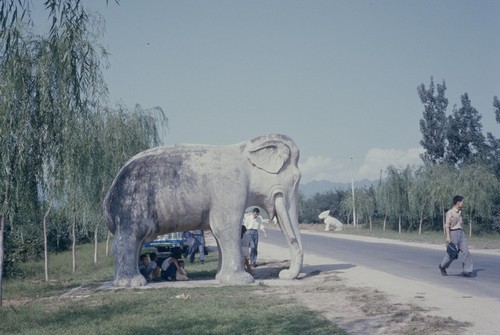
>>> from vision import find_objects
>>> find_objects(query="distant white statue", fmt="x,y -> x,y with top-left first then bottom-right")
318,210 -> 343,231
263,216 -> 278,225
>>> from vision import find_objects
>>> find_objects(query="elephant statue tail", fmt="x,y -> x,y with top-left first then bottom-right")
102,188 -> 117,235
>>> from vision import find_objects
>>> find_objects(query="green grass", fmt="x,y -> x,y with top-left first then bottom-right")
5,226 -> 494,334
336,224 -> 500,249
2,242 -> 346,335
0,287 -> 344,335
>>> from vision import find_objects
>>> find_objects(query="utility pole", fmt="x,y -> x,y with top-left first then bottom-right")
350,156 -> 356,226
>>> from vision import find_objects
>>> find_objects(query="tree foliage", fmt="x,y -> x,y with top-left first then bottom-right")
446,93 -> 487,166
485,96 -> 500,177
456,165 -> 499,237
300,162 -> 498,237
418,78 -> 499,178
417,77 -> 448,165
416,78 -> 500,233
0,0 -> 164,306
299,189 -> 347,224
355,187 -> 376,229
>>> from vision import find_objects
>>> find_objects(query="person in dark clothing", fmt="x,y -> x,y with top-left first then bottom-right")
161,247 -> 184,281
187,229 -> 206,264
139,254 -> 149,281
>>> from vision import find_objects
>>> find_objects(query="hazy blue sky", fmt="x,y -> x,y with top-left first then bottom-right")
33,1 -> 500,183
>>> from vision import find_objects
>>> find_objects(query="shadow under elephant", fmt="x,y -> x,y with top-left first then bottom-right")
252,259 -> 356,280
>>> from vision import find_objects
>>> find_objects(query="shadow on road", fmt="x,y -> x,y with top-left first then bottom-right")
252,259 -> 355,280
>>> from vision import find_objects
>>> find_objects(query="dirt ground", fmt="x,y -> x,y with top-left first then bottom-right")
252,224 -> 499,335
98,224 -> 499,334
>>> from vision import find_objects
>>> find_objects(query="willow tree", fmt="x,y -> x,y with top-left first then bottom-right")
0,0 -> 111,300
0,33 -> 42,306
378,166 -> 412,234
92,104 -> 167,263
425,164 -> 458,233
375,173 -> 389,231
339,194 -> 354,225
457,165 -> 499,237
409,167 -> 429,234
355,187 -> 376,230
410,165 -> 449,234
34,5 -> 109,275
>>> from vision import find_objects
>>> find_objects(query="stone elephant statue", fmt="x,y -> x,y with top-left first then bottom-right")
103,134 -> 303,287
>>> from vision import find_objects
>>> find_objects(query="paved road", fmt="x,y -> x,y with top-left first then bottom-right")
266,229 -> 500,300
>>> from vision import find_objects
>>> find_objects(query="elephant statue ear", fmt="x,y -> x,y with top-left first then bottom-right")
247,140 -> 291,174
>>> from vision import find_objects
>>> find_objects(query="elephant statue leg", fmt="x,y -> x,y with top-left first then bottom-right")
211,211 -> 254,284
112,225 -> 148,287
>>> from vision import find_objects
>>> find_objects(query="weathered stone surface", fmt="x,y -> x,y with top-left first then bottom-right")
103,134 -> 304,287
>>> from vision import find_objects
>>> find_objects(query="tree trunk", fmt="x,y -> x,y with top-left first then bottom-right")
369,216 -> 372,231
383,214 -> 387,231
418,209 -> 424,235
441,203 -> 446,236
0,213 -> 5,307
106,231 -> 111,256
1,183 -> 11,307
469,218 -> 472,238
94,224 -> 98,264
72,204 -> 77,274
398,215 -> 402,234
43,203 -> 52,282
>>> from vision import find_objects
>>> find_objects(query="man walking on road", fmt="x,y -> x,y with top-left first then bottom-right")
439,195 -> 474,277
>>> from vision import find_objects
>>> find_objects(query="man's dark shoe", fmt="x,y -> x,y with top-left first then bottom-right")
438,264 -> 447,276
462,272 -> 473,278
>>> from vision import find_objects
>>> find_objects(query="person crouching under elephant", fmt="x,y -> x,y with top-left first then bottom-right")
161,247 -> 184,281
139,254 -> 149,281
176,260 -> 190,281
244,208 -> 268,267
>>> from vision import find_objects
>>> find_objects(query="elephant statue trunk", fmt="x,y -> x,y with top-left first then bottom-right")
103,133 -> 304,287
274,192 -> 303,279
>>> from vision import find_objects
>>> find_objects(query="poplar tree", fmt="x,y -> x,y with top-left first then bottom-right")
446,93 -> 486,166
485,96 -> 500,178
417,77 -> 448,165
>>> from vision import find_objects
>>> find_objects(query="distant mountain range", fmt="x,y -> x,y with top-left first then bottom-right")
299,179 -> 375,198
